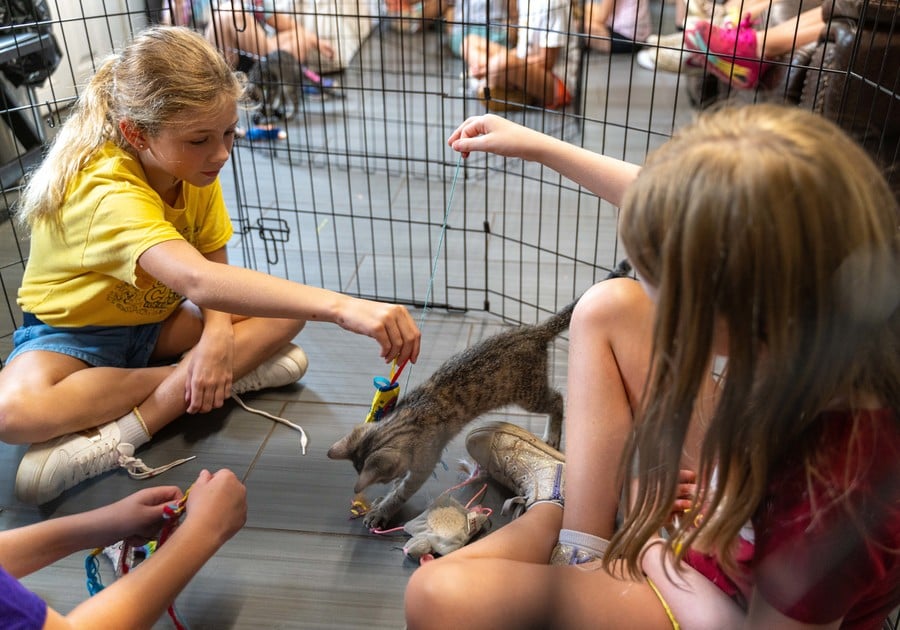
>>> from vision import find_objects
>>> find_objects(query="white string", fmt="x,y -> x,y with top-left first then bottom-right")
232,393 -> 309,455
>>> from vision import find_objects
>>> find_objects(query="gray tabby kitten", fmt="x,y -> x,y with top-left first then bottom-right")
328,261 -> 632,528
247,50 -> 302,122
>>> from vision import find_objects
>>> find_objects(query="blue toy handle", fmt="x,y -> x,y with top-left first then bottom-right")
373,376 -> 400,392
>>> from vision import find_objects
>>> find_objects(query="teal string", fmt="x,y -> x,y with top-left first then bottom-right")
403,154 -> 463,389
419,154 -> 463,329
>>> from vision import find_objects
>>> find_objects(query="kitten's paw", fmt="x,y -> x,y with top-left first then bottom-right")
362,496 -> 399,529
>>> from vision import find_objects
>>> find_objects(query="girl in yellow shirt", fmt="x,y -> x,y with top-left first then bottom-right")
3,26 -> 420,505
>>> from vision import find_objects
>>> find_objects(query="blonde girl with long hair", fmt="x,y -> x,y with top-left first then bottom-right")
2,26 -> 420,505
404,106 -> 899,629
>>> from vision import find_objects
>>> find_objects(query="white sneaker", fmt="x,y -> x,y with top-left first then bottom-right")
635,48 -> 657,71
232,343 -> 309,395
15,422 -> 193,504
637,33 -> 703,74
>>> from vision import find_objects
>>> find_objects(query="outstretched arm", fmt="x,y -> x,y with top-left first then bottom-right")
447,114 -> 640,206
138,241 -> 421,365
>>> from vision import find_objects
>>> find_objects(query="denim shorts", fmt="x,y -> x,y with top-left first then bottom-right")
6,312 -> 163,368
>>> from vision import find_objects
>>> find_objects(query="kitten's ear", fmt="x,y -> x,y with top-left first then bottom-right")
327,431 -> 355,460
327,424 -> 371,460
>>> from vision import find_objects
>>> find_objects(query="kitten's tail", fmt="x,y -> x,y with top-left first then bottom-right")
536,259 -> 632,338
608,258 -> 633,280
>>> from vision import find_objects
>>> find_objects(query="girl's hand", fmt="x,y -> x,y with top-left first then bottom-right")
183,469 -> 247,545
336,298 -> 421,366
104,485 -> 183,545
183,327 -> 235,414
672,469 -> 698,517
447,114 -> 541,160
308,33 -> 335,60
469,60 -> 487,79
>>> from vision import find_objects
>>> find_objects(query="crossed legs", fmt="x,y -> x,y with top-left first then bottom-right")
206,2 -> 334,67
485,46 -> 565,105
0,302 -> 303,444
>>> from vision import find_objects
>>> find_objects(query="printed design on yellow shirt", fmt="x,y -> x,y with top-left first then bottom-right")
103,224 -> 205,317
106,280 -> 182,316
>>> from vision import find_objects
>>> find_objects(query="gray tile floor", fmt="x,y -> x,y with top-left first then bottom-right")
0,14 -> 697,629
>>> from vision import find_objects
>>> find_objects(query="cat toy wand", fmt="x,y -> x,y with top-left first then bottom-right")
364,358 -> 408,423
350,358 -> 408,518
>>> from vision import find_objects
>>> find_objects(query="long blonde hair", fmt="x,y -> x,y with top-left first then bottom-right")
614,105 -> 900,575
17,25 -> 244,230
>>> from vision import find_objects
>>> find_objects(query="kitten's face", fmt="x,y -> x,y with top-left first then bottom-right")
327,424 -> 410,492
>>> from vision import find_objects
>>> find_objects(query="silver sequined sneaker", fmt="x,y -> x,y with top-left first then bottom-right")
232,343 -> 308,395
549,540 -> 608,566
465,421 -> 565,517
15,422 -> 193,504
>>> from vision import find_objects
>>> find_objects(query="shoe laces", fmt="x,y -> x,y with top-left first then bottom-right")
116,443 -> 196,480
501,495 -> 528,518
499,462 -> 564,518
71,438 -> 126,483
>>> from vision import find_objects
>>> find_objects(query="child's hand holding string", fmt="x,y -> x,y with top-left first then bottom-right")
447,114 -> 545,160
670,469 -> 699,525
181,469 -> 247,546
335,297 -> 421,366
99,485 -> 184,547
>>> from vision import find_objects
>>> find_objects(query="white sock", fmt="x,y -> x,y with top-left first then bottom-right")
116,410 -> 151,448
557,528 -> 610,558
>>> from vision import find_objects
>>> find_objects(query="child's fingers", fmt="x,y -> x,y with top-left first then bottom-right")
676,483 -> 698,498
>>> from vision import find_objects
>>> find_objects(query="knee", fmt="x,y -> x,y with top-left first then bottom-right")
273,317 -> 305,341
404,560 -> 470,629
0,390 -> 41,444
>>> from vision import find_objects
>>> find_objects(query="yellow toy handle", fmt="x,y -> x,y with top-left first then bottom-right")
364,359 -> 407,422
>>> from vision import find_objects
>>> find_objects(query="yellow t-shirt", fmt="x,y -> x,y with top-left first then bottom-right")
18,142 -> 234,327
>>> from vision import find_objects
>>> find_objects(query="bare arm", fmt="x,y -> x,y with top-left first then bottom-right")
138,240 -> 420,364
159,0 -> 187,25
269,13 -> 335,61
183,246 -> 237,412
585,0 -> 614,28
524,45 -> 559,69
196,246 -> 236,340
0,491 -> 176,577
447,114 -> 640,206
38,470 -> 246,630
